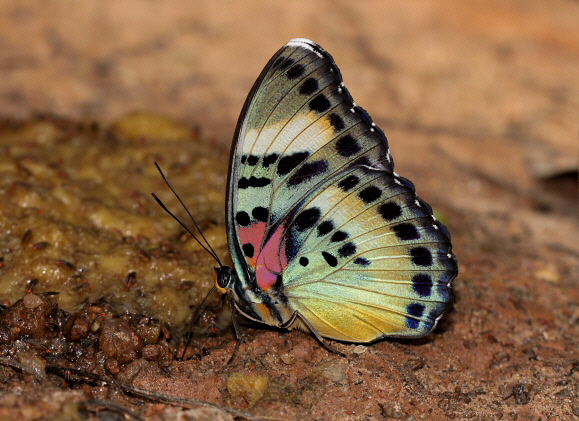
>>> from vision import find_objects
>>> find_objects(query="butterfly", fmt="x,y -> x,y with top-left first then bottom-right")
156,38 -> 457,352
209,37 -> 458,346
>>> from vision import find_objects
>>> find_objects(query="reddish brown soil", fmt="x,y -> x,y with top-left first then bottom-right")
0,1 -> 577,420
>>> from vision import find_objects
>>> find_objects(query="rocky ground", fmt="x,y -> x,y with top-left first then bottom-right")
0,1 -> 577,420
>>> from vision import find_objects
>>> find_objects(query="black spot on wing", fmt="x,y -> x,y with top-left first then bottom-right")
338,242 -> 356,258
287,64 -> 305,80
309,94 -> 331,113
358,186 -> 382,204
250,176 -> 271,187
378,202 -> 402,221
393,223 -> 420,241
262,153 -> 279,167
246,155 -> 259,166
412,274 -> 433,297
278,58 -> 294,70
317,220 -> 334,237
410,247 -> 433,267
299,78 -> 318,96
322,251 -> 338,267
272,56 -> 285,68
238,176 -> 271,189
405,303 -> 425,329
330,231 -> 348,243
299,257 -> 309,266
242,243 -> 254,258
294,207 -> 321,232
335,134 -> 361,157
350,156 -> 372,168
287,160 -> 328,187
235,211 -> 250,227
338,175 -> 359,192
252,207 -> 269,222
277,152 -> 309,176
328,113 -> 345,133
353,257 -> 370,266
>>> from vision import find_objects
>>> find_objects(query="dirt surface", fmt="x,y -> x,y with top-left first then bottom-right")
0,1 -> 578,420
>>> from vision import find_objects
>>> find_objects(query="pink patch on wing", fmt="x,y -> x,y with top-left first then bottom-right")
237,221 -> 266,268
255,222 -> 289,291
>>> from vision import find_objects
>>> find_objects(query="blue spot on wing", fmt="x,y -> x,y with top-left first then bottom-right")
412,274 -> 433,297
405,303 -> 425,329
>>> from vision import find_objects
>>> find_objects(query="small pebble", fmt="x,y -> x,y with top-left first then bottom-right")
16,349 -> 46,380
105,358 -> 120,375
404,357 -> 425,371
99,318 -> 143,363
352,345 -> 367,354
136,318 -> 161,344
512,383 -> 531,405
316,361 -> 347,384
280,353 -> 296,365
533,267 -> 559,283
69,316 -> 89,341
174,407 -> 234,421
142,344 -> 161,360
379,402 -> 404,418
23,294 -> 43,309
226,372 -> 268,407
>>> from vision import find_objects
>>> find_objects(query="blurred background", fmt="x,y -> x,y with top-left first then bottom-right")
1,1 -> 576,152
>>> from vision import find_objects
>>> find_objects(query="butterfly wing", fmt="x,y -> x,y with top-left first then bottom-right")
226,38 -> 457,341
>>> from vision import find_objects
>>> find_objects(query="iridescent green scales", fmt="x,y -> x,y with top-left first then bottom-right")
224,38 -> 457,343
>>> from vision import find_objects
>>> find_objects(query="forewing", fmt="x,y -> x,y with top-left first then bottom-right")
227,39 -> 393,272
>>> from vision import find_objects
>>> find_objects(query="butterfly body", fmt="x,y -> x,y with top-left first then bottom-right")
216,39 -> 457,344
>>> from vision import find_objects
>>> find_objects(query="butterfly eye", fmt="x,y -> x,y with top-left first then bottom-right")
214,267 -> 232,293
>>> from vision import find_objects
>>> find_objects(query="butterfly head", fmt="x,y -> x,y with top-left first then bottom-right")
213,266 -> 233,294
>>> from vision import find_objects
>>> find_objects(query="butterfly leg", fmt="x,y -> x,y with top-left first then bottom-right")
180,286 -> 217,360
227,298 -> 244,364
206,292 -> 227,311
288,312 -> 346,358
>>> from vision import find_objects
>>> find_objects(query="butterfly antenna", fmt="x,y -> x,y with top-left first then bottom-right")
151,192 -> 220,264
152,162 -> 222,266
